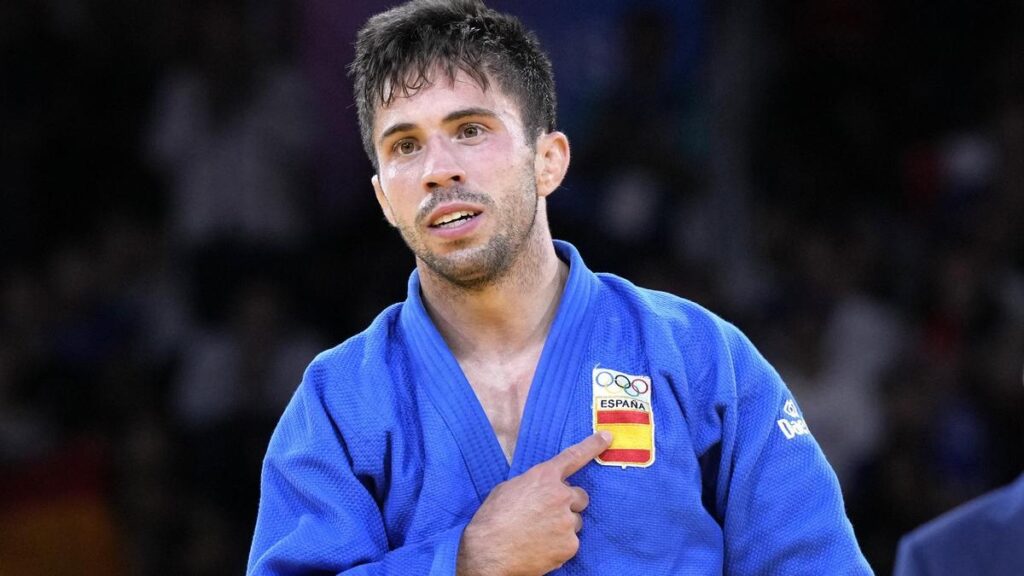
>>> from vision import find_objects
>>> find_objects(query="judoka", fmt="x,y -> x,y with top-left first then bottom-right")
248,0 -> 874,574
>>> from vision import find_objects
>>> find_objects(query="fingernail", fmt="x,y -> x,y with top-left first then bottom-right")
598,430 -> 612,443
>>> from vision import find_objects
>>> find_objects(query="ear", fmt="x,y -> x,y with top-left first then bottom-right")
534,131 -> 570,198
372,175 -> 397,227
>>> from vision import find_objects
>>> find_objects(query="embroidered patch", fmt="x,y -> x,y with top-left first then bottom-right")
592,367 -> 655,468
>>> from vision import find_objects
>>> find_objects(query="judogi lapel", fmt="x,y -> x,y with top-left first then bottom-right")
397,241 -> 598,500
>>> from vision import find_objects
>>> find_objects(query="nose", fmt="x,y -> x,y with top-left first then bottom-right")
420,136 -> 466,191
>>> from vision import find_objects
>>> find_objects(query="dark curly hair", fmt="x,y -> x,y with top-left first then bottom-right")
349,0 -> 557,168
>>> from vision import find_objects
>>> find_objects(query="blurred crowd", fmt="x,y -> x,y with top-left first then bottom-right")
1,0 -> 1021,574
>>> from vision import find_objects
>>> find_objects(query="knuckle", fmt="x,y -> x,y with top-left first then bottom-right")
576,486 -> 589,503
541,467 -> 564,486
528,462 -> 552,479
554,514 -> 569,531
561,535 -> 580,557
557,511 -> 576,532
521,467 -> 543,485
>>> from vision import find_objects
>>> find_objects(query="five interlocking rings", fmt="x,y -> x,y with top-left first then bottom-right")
595,371 -> 650,397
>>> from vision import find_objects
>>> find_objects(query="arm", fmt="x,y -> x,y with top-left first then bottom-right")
699,322 -> 874,574
247,371 -> 466,576
248,378 -> 611,576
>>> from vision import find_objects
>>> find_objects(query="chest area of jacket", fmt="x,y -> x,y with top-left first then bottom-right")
367,367 -> 711,550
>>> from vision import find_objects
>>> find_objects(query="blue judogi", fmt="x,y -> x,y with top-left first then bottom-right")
248,241 -> 872,575
894,473 -> 1024,575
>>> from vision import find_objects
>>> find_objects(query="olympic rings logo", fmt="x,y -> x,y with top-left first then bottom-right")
595,370 -> 650,397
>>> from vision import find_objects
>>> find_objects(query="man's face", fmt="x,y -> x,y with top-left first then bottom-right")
371,70 -> 542,289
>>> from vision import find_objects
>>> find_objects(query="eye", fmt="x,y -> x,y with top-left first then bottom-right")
393,139 -> 419,156
457,123 -> 485,140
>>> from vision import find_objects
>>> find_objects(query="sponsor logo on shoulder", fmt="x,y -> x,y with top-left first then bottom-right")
777,399 -> 811,440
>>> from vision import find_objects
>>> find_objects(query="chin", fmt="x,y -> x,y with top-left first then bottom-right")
427,258 -> 501,290
420,241 -> 515,290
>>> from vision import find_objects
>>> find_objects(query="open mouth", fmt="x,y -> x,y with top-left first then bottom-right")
429,210 -> 480,228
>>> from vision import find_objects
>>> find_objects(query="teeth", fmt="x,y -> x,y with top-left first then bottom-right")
432,210 -> 477,226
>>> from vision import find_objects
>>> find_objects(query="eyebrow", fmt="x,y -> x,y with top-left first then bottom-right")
378,107 -> 500,145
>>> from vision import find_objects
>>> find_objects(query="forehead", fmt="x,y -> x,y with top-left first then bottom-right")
372,70 -> 524,140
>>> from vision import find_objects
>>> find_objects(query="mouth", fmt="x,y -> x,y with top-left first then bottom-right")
429,210 -> 481,229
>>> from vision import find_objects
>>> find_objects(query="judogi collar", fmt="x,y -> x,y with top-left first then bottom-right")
397,240 -> 599,502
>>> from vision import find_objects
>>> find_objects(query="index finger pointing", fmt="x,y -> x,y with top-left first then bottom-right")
549,431 -> 613,479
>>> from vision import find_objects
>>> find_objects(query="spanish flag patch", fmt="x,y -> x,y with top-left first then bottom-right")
592,367 -> 655,468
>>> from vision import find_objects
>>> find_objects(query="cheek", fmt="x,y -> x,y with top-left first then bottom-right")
379,170 -> 420,213
383,163 -> 402,181
481,150 -> 526,185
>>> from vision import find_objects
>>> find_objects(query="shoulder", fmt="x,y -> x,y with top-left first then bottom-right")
591,272 -> 788,419
903,475 -> 1024,553
298,303 -> 407,408
263,303 -> 410,459
896,475 -> 1024,576
593,272 -> 751,358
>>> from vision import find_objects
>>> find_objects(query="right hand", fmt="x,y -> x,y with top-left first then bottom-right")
456,431 -> 613,576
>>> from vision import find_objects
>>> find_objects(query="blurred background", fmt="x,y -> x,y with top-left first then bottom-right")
1,0 -> 1021,573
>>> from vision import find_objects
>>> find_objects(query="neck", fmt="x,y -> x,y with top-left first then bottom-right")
418,229 -> 567,361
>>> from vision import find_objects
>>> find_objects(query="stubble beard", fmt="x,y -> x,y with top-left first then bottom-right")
399,174 -> 539,292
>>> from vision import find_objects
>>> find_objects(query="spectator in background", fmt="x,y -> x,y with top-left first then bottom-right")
173,276 -> 323,575
569,4 -> 700,274
147,0 -> 315,324
148,0 -> 313,252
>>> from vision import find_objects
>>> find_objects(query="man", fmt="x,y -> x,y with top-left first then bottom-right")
248,1 -> 873,574
893,473 -> 1024,575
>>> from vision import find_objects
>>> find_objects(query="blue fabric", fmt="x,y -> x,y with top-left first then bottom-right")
894,473 -> 1024,576
248,240 -> 873,575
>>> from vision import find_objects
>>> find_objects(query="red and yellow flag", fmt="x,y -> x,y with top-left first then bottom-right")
592,368 -> 654,468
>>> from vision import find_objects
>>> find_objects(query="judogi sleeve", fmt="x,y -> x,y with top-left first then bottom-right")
247,359 -> 466,575
693,318 -> 874,574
